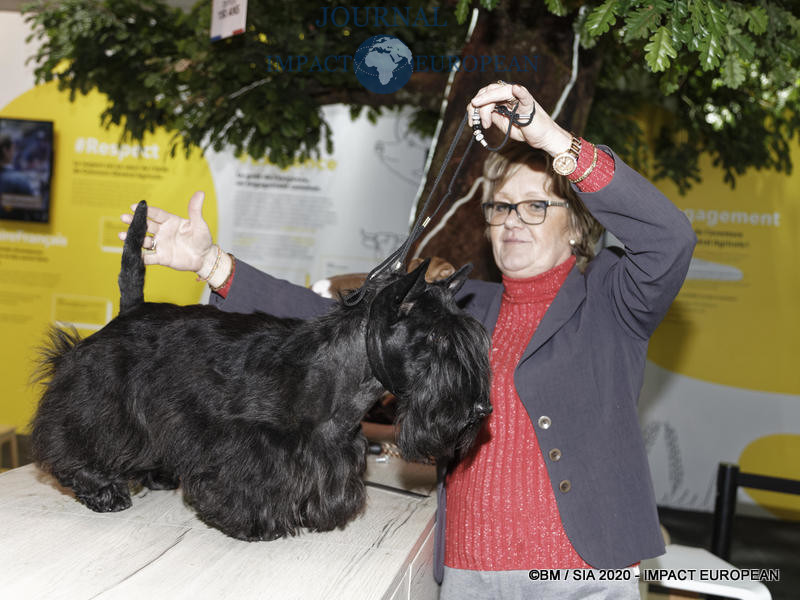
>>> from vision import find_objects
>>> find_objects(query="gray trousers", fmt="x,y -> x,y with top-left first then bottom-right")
440,567 -> 642,600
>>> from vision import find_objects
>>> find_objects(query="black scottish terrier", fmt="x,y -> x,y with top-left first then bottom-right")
31,201 -> 491,541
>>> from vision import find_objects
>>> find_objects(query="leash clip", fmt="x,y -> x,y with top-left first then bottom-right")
493,104 -> 535,127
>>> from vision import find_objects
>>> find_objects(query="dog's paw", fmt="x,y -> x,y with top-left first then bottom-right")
77,483 -> 133,513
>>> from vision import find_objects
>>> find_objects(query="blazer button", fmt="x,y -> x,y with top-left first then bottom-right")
559,480 -> 572,493
549,448 -> 562,462
537,416 -> 551,430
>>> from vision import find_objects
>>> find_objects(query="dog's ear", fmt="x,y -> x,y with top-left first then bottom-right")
396,258 -> 430,315
440,263 -> 472,295
371,259 -> 430,319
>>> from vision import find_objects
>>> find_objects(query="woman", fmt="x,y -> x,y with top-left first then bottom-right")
123,82 -> 695,598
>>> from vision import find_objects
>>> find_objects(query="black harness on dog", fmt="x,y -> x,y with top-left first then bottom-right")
344,99 -> 534,307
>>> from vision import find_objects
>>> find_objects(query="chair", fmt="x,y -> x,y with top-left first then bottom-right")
711,462 -> 800,560
640,460 -> 800,600
0,425 -> 19,470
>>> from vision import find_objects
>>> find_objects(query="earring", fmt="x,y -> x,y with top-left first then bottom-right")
569,239 -> 576,246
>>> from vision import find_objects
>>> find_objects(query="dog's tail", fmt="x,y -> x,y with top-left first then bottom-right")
31,326 -> 82,386
119,200 -> 148,314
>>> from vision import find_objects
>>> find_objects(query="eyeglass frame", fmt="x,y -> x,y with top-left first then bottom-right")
480,199 -> 569,226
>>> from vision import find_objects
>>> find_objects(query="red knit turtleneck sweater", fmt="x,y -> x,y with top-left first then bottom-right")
444,255 -> 592,571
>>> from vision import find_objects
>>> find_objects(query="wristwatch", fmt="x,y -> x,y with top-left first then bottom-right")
552,135 -> 581,176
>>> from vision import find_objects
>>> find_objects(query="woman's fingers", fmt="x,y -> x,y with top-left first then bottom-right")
473,83 -> 511,128
121,208 -> 162,236
117,230 -> 157,249
186,191 -> 205,224
510,83 -> 535,109
128,202 -> 173,225
470,82 -> 534,130
141,251 -> 161,266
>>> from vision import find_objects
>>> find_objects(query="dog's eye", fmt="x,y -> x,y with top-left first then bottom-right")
427,331 -> 442,345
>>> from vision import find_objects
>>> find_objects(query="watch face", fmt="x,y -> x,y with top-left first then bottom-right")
553,154 -> 577,175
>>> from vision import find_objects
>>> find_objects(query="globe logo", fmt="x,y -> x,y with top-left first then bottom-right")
353,35 -> 413,94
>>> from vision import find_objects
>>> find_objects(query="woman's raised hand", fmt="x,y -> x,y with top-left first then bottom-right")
119,191 -> 215,272
468,81 -> 572,157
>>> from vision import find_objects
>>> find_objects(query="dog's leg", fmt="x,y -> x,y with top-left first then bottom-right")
183,475 -> 287,541
71,467 -> 132,512
301,434 -> 369,533
180,432 -> 299,541
139,468 -> 180,491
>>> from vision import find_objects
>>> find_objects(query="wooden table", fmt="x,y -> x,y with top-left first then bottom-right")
0,457 -> 439,600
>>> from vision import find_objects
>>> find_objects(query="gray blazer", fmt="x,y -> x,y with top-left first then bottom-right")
210,147 -> 696,578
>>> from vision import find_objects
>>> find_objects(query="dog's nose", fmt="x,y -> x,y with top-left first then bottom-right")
473,403 -> 492,420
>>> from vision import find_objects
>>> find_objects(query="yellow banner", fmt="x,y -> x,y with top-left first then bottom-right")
1,83 -> 217,429
650,152 -> 800,395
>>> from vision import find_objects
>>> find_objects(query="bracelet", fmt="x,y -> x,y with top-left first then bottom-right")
571,143 -> 598,184
197,245 -> 222,282
210,254 -> 236,292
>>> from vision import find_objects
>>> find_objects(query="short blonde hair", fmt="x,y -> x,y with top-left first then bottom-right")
481,142 -> 604,271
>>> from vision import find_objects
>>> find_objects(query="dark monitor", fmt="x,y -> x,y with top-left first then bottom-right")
0,117 -> 54,223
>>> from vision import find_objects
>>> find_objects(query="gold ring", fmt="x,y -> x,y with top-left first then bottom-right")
496,80 -> 506,85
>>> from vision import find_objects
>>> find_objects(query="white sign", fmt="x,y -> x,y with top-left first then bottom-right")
204,105 -> 428,288
210,0 -> 248,41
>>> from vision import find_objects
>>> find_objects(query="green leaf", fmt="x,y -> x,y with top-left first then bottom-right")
698,32 -> 723,70
746,6 -> 768,35
689,1 -> 707,43
256,118 -> 271,134
720,54 -> 746,88
725,24 -> 755,61
665,1 -> 692,48
768,60 -> 794,88
143,73 -> 160,88
455,0 -> 471,24
788,13 -> 800,36
659,68 -> 681,95
729,3 -> 749,28
585,0 -> 619,38
624,2 -> 668,42
764,2 -> 790,33
544,0 -> 567,18
645,26 -> 677,72
774,35 -> 800,60
703,1 -> 728,38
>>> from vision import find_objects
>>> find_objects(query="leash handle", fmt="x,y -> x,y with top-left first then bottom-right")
471,101 -> 534,151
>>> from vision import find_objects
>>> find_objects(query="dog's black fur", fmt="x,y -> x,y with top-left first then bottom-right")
31,201 -> 491,541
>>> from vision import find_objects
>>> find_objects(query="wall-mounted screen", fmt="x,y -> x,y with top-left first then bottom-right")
0,117 -> 54,223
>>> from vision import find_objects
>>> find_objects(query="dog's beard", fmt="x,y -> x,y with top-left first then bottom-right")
393,392 -> 489,463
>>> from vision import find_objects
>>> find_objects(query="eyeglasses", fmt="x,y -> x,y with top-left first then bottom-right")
481,200 -> 569,226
